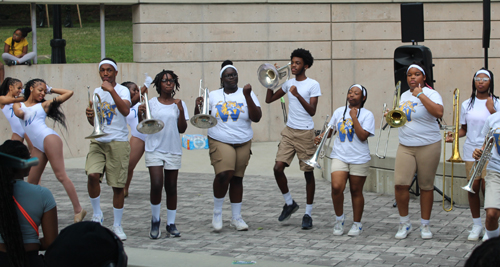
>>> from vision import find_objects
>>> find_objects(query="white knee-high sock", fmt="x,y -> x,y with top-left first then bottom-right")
167,209 -> 176,225
90,195 -> 102,216
113,207 -> 123,227
214,197 -> 224,213
151,203 -> 161,222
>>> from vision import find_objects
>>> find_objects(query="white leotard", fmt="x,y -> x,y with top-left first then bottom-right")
20,103 -> 59,153
2,103 -> 25,138
126,103 -> 146,142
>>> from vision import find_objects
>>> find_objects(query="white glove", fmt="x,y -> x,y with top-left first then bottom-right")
46,84 -> 52,94
144,73 -> 153,89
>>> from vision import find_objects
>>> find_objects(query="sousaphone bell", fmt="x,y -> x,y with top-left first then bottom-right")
137,92 -> 164,134
257,62 -> 291,90
190,79 -> 217,129
85,87 -> 109,139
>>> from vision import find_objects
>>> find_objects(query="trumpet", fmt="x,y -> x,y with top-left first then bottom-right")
462,128 -> 497,193
137,92 -> 164,134
442,88 -> 463,212
85,87 -> 109,139
190,79 -> 217,129
302,115 -> 334,169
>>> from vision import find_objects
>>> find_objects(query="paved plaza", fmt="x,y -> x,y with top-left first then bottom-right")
42,166 -> 479,267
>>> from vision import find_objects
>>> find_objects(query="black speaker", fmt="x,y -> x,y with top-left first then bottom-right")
401,3 -> 424,43
394,45 -> 434,93
483,0 -> 491,49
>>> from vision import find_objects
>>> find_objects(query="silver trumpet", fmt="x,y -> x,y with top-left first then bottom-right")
462,128 -> 497,193
190,79 -> 217,129
85,88 -> 109,139
302,115 -> 334,169
137,92 -> 164,134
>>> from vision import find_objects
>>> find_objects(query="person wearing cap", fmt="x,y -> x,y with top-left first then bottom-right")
445,68 -> 499,241
85,58 -> 131,241
314,84 -> 374,237
195,60 -> 261,232
391,62 -> 444,240
265,48 -> 321,230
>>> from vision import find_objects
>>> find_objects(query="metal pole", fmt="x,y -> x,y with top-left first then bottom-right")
100,4 -> 105,59
31,3 -> 37,64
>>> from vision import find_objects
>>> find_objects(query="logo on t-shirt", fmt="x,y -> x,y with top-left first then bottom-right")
9,107 -> 14,118
400,101 -> 417,122
494,131 -> 500,155
24,111 -> 37,126
338,119 -> 354,142
215,101 -> 244,122
99,101 -> 117,125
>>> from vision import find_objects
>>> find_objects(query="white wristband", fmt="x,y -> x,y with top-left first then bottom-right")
46,84 -> 52,94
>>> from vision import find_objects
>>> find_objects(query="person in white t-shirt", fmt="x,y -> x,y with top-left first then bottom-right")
391,63 -> 444,240
195,60 -> 261,232
445,68 -> 499,241
315,84 -> 374,237
473,115 -> 500,241
84,58 -> 131,241
138,70 -> 189,239
122,80 -> 148,198
265,48 -> 321,229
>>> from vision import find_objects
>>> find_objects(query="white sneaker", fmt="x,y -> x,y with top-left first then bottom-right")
482,231 -> 489,242
212,212 -> 222,231
112,225 -> 127,241
347,223 -> 363,236
333,218 -> 345,236
395,222 -> 412,239
468,225 -> 484,241
420,224 -> 433,239
91,212 -> 103,225
230,216 -> 249,231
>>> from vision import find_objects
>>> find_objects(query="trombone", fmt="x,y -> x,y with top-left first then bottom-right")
375,81 -> 406,159
190,79 -> 217,129
302,115 -> 334,169
442,88 -> 463,211
85,87 -> 109,139
137,92 -> 164,134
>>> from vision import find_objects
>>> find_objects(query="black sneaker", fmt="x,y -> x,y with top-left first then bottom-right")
6,60 -> 14,66
301,214 -> 313,230
24,61 -> 32,66
166,224 -> 181,237
149,218 -> 161,239
278,200 -> 299,222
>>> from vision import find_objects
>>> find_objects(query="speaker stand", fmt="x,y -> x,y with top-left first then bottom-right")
392,173 -> 454,207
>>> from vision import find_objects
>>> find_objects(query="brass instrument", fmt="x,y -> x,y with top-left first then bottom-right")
257,62 -> 291,90
190,79 -> 217,129
137,92 -> 164,134
302,115 -> 334,169
442,88 -> 464,211
375,81 -> 406,159
462,128 -> 496,193
85,87 -> 109,139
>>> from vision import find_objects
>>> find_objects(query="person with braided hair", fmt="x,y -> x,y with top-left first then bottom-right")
0,140 -> 58,267
2,27 -> 36,66
12,78 -> 86,224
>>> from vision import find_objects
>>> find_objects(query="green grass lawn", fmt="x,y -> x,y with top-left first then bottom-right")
0,21 -> 133,64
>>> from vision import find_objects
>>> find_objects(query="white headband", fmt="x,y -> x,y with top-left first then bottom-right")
98,60 -> 118,71
475,70 -> 491,79
349,84 -> 366,96
407,64 -> 425,76
220,65 -> 238,78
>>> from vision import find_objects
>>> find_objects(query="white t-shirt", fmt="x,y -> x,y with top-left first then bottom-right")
281,78 -> 321,130
482,112 -> 500,173
93,84 -> 131,143
460,97 -> 500,161
328,106 -> 375,164
207,88 -> 260,144
398,87 -> 443,146
126,103 -> 147,142
145,97 -> 189,155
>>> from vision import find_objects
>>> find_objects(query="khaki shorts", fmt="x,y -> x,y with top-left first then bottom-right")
275,126 -> 316,172
484,170 -> 500,209
330,158 -> 371,177
394,141 -> 441,190
85,140 -> 130,188
465,160 -> 487,181
145,151 -> 182,170
208,137 -> 252,177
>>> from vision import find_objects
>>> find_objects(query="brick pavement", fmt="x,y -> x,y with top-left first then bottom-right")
42,168 -> 480,266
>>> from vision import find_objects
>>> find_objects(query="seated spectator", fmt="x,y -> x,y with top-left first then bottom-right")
2,27 -> 37,66
0,140 -> 58,267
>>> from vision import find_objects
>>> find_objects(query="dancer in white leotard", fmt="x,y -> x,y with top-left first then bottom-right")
0,77 -> 33,150
122,81 -> 147,197
12,78 -> 86,223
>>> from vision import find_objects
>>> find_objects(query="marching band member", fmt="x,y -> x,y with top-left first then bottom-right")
446,68 -> 499,241
315,84 -> 374,236
265,48 -> 321,229
139,70 -> 188,238
12,78 -> 86,223
196,60 -> 261,232
85,58 -> 131,240
392,63 -> 443,239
